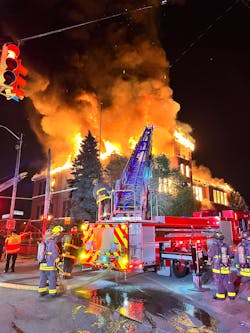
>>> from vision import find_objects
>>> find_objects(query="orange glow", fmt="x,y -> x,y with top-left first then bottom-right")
100,140 -> 121,160
192,162 -> 234,193
51,155 -> 72,175
174,130 -> 195,151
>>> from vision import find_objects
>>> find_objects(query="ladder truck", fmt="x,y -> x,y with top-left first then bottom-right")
79,127 -> 249,277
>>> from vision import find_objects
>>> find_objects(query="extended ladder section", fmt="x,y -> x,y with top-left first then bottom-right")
112,126 -> 153,220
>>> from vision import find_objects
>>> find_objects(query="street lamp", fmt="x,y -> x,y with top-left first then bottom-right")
0,125 -> 23,223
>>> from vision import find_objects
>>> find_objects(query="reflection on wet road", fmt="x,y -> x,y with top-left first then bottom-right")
75,282 -> 219,332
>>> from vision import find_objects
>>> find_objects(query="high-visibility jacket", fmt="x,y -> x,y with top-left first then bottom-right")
5,232 -> 29,254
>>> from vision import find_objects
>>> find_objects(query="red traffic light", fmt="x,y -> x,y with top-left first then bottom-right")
11,59 -> 28,100
0,43 -> 28,101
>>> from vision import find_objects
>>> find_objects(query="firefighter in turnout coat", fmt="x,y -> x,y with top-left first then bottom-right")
235,231 -> 250,302
207,231 -> 236,300
38,229 -> 59,297
62,226 -> 82,279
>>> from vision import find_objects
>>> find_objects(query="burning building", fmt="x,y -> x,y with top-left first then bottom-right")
30,125 -> 233,223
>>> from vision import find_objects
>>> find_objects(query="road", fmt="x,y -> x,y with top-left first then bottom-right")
0,256 -> 249,333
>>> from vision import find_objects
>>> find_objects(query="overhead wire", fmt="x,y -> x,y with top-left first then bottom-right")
169,0 -> 240,69
18,5 -> 154,44
16,0 -> 242,69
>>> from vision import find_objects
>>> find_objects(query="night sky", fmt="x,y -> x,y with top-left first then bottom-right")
0,0 -> 249,215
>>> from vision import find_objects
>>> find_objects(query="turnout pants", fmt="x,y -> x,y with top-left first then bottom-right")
62,256 -> 74,278
213,272 -> 236,299
5,253 -> 17,272
38,263 -> 57,296
239,269 -> 250,302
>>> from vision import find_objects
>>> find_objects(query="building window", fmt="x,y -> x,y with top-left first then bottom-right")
193,186 -> 203,201
38,181 -> 46,195
213,189 -> 228,206
180,163 -> 184,176
63,200 -> 71,217
224,192 -> 228,206
186,165 -> 190,178
36,205 -> 44,220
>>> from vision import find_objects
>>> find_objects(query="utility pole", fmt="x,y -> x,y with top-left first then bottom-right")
42,148 -> 51,238
0,125 -> 23,234
9,133 -> 23,220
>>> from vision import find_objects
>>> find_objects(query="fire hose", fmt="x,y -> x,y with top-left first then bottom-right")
0,263 -> 114,292
55,261 -> 115,292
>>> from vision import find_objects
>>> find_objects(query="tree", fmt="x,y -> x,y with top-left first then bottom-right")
150,154 -> 197,217
69,131 -> 102,222
104,153 -> 128,188
228,191 -> 249,211
167,186 -> 197,217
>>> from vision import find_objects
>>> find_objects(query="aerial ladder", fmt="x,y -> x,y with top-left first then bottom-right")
111,126 -> 153,220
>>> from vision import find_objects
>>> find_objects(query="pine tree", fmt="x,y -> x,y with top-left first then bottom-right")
69,131 -> 102,222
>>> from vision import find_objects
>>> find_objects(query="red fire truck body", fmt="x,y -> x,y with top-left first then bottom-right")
79,211 -> 249,277
78,127 -> 250,277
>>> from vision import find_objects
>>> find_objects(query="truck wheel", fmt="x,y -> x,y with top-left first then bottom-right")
172,259 -> 189,278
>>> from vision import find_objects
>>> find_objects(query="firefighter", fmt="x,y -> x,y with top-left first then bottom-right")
38,229 -> 60,297
93,181 -> 111,220
62,226 -> 82,279
235,230 -> 250,302
207,231 -> 236,300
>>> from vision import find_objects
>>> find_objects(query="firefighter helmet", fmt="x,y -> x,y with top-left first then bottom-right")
52,225 -> 63,236
214,231 -> 224,240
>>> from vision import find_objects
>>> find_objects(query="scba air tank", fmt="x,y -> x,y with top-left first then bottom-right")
238,245 -> 246,266
221,246 -> 229,266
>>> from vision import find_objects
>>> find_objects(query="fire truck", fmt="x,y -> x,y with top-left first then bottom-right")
79,126 -> 250,277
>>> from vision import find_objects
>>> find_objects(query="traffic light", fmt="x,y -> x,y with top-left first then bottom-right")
11,58 -> 28,101
0,43 -> 28,101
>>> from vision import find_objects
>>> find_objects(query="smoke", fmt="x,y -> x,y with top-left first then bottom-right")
1,0 -> 184,168
192,161 -> 233,191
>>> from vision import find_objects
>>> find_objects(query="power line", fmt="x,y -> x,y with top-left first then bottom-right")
169,0 -> 240,69
18,5 -> 154,44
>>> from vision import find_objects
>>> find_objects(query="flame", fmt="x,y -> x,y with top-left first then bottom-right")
174,130 -> 195,151
128,137 -> 137,150
192,161 -> 234,193
73,132 -> 83,157
51,155 -> 72,175
100,140 -> 121,160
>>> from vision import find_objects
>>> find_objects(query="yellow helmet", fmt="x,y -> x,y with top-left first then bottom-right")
52,225 -> 63,236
